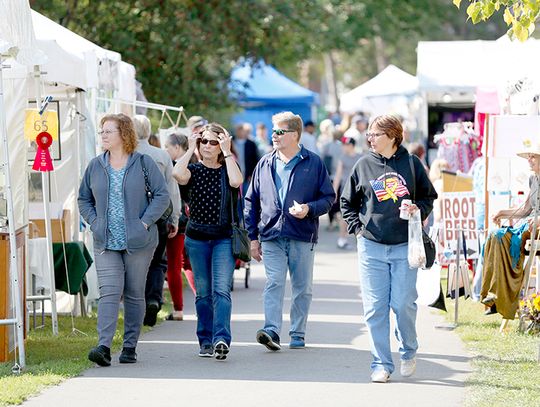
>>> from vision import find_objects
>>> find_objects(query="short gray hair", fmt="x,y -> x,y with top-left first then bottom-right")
272,111 -> 303,141
133,115 -> 151,140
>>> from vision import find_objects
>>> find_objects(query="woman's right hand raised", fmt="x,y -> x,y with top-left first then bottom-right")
188,131 -> 200,151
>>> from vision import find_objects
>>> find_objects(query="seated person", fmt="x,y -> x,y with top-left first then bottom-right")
483,146 -> 540,319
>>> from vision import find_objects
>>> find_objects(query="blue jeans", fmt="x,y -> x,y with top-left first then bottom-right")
94,243 -> 156,348
357,236 -> 418,374
261,238 -> 315,339
184,237 -> 235,346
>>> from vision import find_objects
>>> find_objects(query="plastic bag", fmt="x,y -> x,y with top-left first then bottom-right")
408,210 -> 426,268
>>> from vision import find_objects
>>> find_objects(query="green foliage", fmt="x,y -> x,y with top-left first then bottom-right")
442,281 -> 540,407
454,0 -> 540,41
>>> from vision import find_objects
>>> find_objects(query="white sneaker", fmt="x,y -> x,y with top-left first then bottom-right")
371,369 -> 390,383
400,358 -> 416,377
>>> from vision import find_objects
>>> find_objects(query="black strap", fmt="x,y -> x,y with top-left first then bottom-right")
140,155 -> 153,203
229,187 -> 245,228
408,154 -> 416,203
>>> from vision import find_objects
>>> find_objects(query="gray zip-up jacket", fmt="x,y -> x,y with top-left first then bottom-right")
78,151 -> 170,252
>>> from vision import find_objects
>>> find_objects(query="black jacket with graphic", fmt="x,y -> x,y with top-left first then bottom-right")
340,145 -> 438,245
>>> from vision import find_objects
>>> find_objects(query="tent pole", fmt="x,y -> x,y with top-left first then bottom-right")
0,55 -> 26,370
33,66 -> 58,336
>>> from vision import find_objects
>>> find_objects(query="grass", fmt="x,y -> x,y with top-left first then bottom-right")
442,279 -> 540,407
0,298 -> 174,406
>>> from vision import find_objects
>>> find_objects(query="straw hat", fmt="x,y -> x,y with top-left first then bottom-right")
517,139 -> 540,158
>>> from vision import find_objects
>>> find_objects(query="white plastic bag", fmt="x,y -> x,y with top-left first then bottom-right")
408,210 -> 426,269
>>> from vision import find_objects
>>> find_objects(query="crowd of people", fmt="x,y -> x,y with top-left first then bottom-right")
78,110 -> 437,384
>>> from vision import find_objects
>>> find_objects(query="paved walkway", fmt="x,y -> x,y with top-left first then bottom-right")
23,225 -> 471,407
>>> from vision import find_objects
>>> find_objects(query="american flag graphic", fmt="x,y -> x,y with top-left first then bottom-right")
370,176 -> 410,202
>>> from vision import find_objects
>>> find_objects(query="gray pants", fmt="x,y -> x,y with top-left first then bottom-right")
94,244 -> 156,348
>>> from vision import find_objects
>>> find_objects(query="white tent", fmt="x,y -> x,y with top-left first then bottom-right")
417,38 -> 540,103
340,65 -> 419,115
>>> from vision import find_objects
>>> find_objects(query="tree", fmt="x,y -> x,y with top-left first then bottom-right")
453,0 -> 540,41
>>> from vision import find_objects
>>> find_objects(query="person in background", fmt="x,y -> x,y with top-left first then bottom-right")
344,114 -> 369,153
133,115 -> 181,327
148,134 -> 161,148
300,120 -> 319,155
255,122 -> 272,156
245,111 -> 335,351
233,123 -> 260,194
408,142 -> 429,172
163,132 -> 197,320
428,158 -> 449,227
341,114 -> 437,383
79,113 -> 169,366
322,129 -> 343,230
333,136 -> 362,249
317,118 -> 335,151
173,123 -> 243,361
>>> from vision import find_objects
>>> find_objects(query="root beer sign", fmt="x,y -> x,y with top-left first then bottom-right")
441,192 -> 478,258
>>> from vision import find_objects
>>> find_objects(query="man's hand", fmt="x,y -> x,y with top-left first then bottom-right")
289,203 -> 309,219
167,223 -> 178,239
250,240 -> 262,262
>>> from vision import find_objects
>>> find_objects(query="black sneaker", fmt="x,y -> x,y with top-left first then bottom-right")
198,344 -> 214,358
88,345 -> 111,367
256,329 -> 281,351
143,300 -> 160,327
119,347 -> 137,363
214,340 -> 230,361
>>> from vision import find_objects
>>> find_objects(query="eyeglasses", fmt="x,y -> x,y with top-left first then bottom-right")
272,128 -> 295,136
198,138 -> 220,146
98,129 -> 119,136
366,132 -> 385,139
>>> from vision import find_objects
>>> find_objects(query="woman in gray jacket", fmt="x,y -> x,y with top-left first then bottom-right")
78,113 -> 169,366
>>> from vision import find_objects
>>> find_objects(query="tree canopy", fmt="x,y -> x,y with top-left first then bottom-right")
30,0 -> 507,118
453,0 -> 540,41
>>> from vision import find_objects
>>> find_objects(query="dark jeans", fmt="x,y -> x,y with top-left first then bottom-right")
145,221 -> 168,306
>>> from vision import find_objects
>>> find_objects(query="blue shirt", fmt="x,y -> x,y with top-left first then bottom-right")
273,151 -> 302,206
106,164 -> 127,250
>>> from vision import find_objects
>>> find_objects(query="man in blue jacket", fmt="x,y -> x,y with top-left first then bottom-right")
245,111 -> 335,350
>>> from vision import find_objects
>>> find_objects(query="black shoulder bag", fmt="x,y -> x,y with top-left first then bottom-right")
140,155 -> 173,223
408,155 -> 436,269
229,188 -> 251,262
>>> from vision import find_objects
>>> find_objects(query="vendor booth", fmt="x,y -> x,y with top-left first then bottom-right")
340,64 -> 419,118
230,61 -> 319,132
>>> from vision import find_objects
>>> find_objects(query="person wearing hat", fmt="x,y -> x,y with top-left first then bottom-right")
483,145 -> 540,320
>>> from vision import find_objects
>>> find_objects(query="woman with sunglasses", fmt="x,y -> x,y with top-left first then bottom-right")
172,123 -> 243,360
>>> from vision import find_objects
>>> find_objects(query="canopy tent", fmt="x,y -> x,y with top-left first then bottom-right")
230,61 -> 319,132
417,38 -> 540,103
340,64 -> 419,116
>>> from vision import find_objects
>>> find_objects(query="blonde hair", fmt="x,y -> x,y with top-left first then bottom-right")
100,113 -> 138,154
272,111 -> 303,141
429,159 -> 449,182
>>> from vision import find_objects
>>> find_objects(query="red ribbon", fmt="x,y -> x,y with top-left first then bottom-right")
32,132 -> 54,172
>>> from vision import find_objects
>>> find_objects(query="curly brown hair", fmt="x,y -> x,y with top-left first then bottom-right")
100,113 -> 138,154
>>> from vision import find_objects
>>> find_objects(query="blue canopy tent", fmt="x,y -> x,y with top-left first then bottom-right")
230,61 -> 319,137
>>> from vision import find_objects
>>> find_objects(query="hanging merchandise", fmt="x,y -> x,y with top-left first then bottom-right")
434,122 -> 480,173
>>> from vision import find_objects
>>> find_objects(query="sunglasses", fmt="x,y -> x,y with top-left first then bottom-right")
198,138 -> 220,146
272,128 -> 295,136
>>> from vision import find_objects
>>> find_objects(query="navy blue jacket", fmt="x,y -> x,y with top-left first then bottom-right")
244,146 -> 335,244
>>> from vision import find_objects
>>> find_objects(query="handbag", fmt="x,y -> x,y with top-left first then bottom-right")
408,155 -> 436,269
140,155 -> 173,223
229,188 -> 251,262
